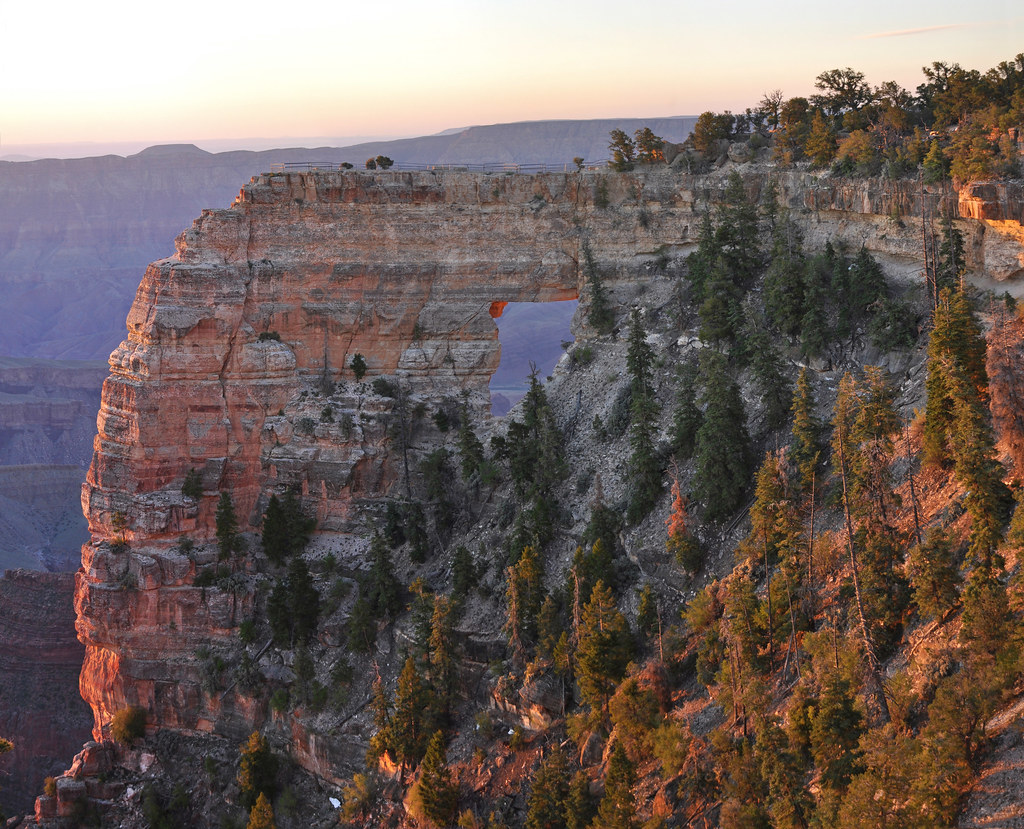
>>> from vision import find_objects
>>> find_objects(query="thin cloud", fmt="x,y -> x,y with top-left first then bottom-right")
861,23 -> 970,39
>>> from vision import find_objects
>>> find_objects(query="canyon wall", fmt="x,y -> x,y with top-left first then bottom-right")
74,165 -> 1024,760
0,570 -> 92,815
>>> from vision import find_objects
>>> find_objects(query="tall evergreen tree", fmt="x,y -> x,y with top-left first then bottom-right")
216,492 -> 239,561
764,215 -> 806,338
670,360 -> 703,460
593,742 -> 638,829
576,581 -> 633,715
392,656 -> 431,771
907,526 -> 960,622
247,793 -> 277,829
526,747 -> 571,829
625,308 -> 662,522
693,351 -> 752,522
366,533 -> 402,620
789,367 -> 823,492
408,731 -> 458,827
742,303 -> 792,430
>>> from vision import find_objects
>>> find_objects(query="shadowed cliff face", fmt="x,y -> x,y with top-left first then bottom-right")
74,165 -> 1024,755
0,570 -> 92,814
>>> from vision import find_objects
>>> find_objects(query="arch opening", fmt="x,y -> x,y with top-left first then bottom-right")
490,299 -> 578,416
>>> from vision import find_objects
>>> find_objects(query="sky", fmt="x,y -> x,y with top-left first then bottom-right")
0,0 -> 1020,157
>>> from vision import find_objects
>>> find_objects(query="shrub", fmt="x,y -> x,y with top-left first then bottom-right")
371,377 -> 396,397
257,331 -> 280,342
350,353 -> 367,380
44,776 -> 57,797
110,706 -> 147,745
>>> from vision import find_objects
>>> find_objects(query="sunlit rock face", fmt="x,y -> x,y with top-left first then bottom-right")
75,165 -> 1024,758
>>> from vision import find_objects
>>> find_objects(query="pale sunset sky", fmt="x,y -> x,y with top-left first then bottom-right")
0,0 -> 1020,157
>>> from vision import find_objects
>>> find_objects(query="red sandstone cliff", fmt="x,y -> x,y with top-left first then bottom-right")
72,166 -> 1024,779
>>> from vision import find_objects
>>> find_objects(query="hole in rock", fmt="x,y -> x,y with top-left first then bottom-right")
490,299 -> 578,416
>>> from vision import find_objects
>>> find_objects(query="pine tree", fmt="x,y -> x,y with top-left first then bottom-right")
429,596 -> 457,720
666,476 -> 701,573
809,675 -> 863,793
789,367 -> 822,492
576,581 -> 633,715
715,171 -> 763,286
366,533 -> 401,619
409,731 -> 458,827
505,545 -> 545,651
347,594 -> 375,653
457,400 -> 485,484
287,556 -> 320,644
742,303 -> 792,430
564,771 -> 596,829
392,656 -> 431,771
764,215 -> 806,338
670,361 -> 703,460
625,308 -> 662,522
694,351 -> 751,522
593,742 -> 637,829
262,495 -> 288,564
366,676 -> 393,764
924,289 -> 1011,562
798,253 -> 831,358
698,257 -> 744,346
238,732 -> 278,809
907,526 -> 959,622
216,492 -> 239,561
582,241 -> 614,334
936,215 -> 966,292
247,793 -> 277,829
526,747 -> 570,829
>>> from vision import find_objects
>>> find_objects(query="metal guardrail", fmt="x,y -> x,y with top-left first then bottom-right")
268,160 -> 610,174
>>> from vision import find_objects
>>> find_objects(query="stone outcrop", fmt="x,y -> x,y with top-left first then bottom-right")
0,570 -> 92,816
72,165 -> 1024,783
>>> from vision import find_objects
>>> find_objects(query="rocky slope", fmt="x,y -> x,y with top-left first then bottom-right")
51,162 -> 1024,826
0,570 -> 92,816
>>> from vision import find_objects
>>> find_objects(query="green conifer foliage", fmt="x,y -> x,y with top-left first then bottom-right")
582,241 -> 614,335
764,216 -> 806,338
741,303 -> 792,430
907,526 -> 959,622
789,368 -> 822,492
576,581 -> 633,715
564,770 -> 596,829
215,492 -> 239,561
262,490 -> 315,565
366,677 -> 393,764
625,308 -> 662,522
809,675 -> 863,793
366,533 -> 402,620
935,215 -> 966,293
594,742 -> 638,829
237,732 -> 278,809
694,351 -> 752,522
392,656 -> 431,771
670,361 -> 703,460
408,731 -> 458,827
924,289 -> 1011,562
798,253 -> 831,358
526,747 -> 570,829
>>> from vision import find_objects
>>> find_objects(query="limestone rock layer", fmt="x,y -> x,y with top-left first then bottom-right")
76,166 -> 1024,751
